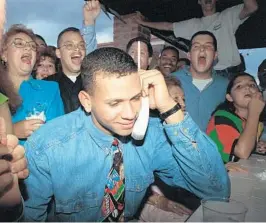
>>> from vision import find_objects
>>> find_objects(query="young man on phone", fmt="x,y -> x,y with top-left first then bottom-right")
24,47 -> 229,221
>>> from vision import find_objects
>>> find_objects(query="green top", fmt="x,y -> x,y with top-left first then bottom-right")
0,93 -> 8,105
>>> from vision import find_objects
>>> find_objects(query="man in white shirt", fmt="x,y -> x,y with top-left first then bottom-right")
135,0 -> 258,78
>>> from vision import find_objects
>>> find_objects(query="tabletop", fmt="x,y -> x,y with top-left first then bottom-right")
187,154 -> 266,222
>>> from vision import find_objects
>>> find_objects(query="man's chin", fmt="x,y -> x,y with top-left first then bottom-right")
113,129 -> 133,137
69,64 -> 82,73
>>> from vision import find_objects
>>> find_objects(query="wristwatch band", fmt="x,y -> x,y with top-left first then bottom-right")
159,103 -> 181,120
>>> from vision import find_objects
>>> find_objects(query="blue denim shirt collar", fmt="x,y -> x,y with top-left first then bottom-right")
85,111 -> 116,153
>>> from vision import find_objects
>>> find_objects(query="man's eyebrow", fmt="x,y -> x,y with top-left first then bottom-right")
104,98 -> 123,103
205,42 -> 214,45
131,92 -> 142,100
104,92 -> 142,103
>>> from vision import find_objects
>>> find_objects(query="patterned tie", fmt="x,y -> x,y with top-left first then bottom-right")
101,138 -> 125,222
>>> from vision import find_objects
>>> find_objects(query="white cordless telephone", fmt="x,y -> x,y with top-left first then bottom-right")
131,97 -> 149,140
131,41 -> 150,140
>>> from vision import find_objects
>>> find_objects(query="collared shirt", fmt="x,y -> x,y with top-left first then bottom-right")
24,108 -> 230,221
172,66 -> 228,131
45,71 -> 82,114
81,24 -> 97,54
45,24 -> 97,114
12,77 -> 64,145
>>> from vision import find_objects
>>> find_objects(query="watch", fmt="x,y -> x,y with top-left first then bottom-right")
159,103 -> 182,120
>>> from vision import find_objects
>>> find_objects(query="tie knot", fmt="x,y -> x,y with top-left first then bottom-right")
112,138 -> 119,147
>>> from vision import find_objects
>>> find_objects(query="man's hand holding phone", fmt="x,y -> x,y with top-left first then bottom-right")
139,69 -> 184,124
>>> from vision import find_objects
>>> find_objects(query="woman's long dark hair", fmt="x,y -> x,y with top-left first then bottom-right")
212,72 -> 258,115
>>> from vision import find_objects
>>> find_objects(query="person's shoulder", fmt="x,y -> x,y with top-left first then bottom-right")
213,74 -> 229,86
31,79 -> 60,93
44,73 -> 61,82
25,109 -> 86,152
171,67 -> 188,78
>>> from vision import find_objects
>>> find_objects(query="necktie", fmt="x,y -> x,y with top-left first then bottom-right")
101,138 -> 125,222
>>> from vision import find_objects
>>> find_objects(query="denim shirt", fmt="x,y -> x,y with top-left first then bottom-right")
172,66 -> 228,131
12,78 -> 64,145
24,108 -> 230,221
81,24 -> 97,54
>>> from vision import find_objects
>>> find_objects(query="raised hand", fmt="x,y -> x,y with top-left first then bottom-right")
139,69 -> 175,112
248,92 -> 265,117
13,119 -> 44,139
139,69 -> 184,123
83,0 -> 101,26
0,117 -> 28,207
0,117 -> 28,179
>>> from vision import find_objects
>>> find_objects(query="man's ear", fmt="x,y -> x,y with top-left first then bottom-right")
78,90 -> 92,113
1,50 -> 7,62
187,52 -> 191,61
214,51 -> 218,61
55,48 -> 61,59
226,93 -> 233,102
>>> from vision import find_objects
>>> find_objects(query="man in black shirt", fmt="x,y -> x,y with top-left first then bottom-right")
45,0 -> 100,113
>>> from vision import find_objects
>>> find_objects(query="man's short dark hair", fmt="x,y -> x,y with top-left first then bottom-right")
35,34 -> 47,45
81,47 -> 138,94
57,27 -> 80,47
189,31 -> 217,51
126,36 -> 153,58
160,46 -> 179,58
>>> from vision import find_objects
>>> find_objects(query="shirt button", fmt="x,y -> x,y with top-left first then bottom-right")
174,131 -> 178,136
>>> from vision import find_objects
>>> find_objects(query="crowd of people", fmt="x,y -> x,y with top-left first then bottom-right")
0,0 -> 266,222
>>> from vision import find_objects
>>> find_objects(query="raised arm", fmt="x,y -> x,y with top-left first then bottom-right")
135,11 -> 173,31
81,0 -> 101,54
239,0 -> 258,20
234,93 -> 264,159
140,70 -> 230,199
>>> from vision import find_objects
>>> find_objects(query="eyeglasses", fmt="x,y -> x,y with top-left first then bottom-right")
11,38 -> 37,52
59,41 -> 86,51
191,43 -> 215,51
